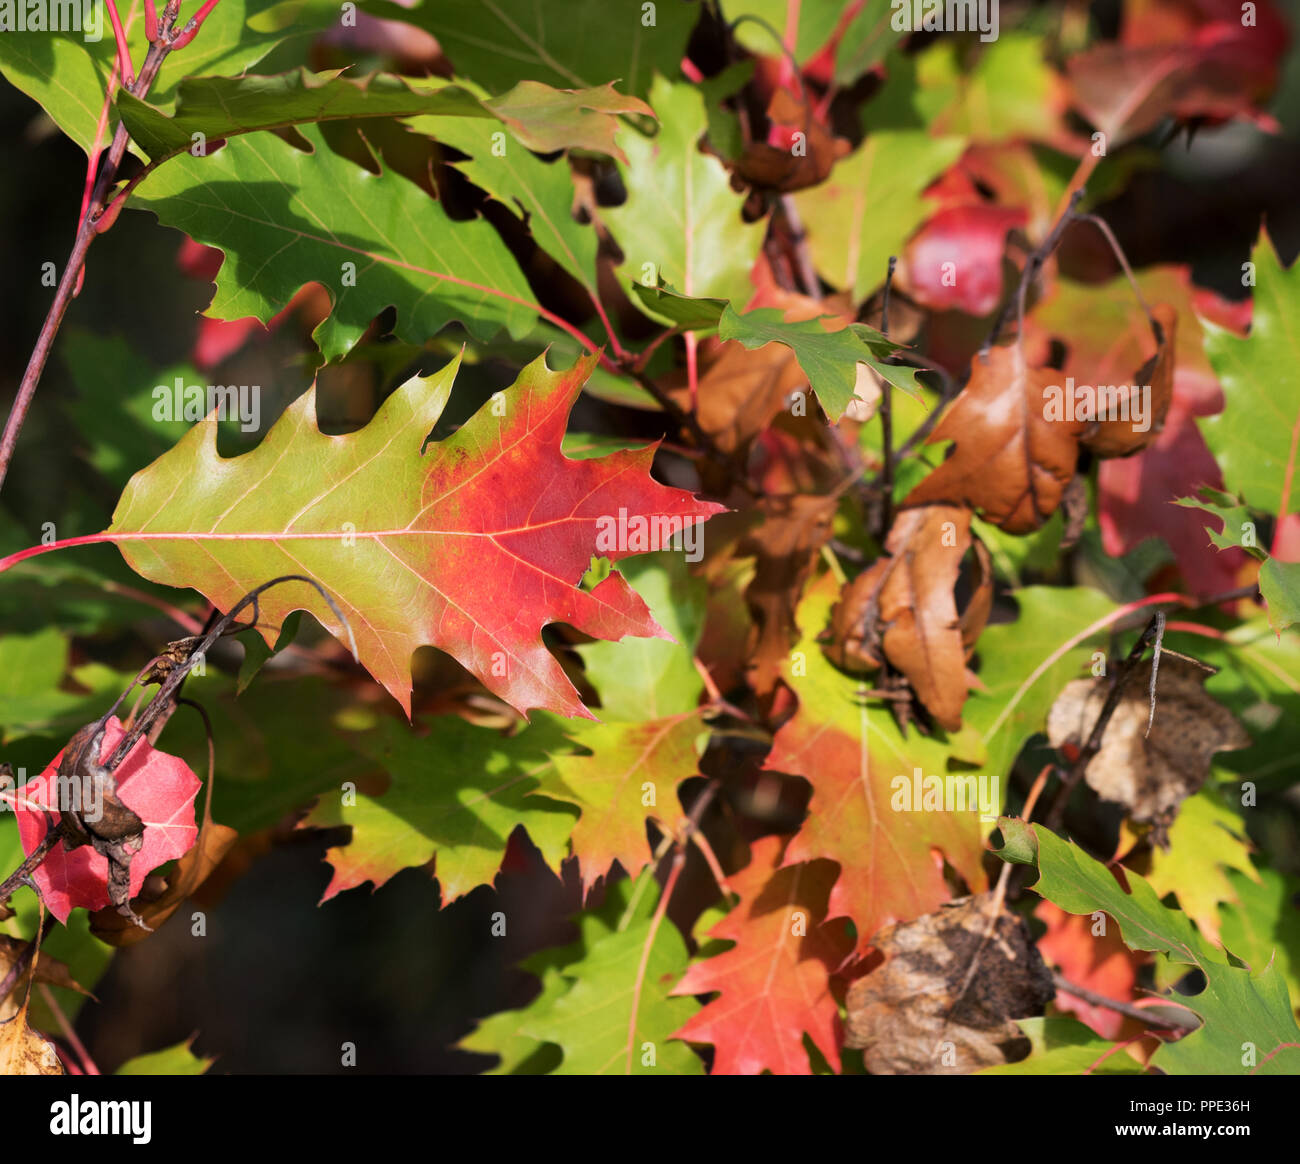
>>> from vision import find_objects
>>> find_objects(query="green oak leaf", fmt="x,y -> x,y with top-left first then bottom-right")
0,0 -> 338,158
577,552 -> 706,722
117,69 -> 492,161
1218,867 -> 1300,1007
130,123 -> 537,360
1258,557 -> 1300,635
303,715 -> 579,905
717,305 -> 923,423
115,1039 -> 213,1075
1200,230 -> 1300,520
1176,487 -> 1266,559
374,0 -> 697,98
1147,789 -> 1260,944
412,106 -> 602,316
482,80 -> 654,160
792,129 -> 965,301
961,585 -> 1116,786
629,283 -> 728,331
996,818 -> 1300,1075
1177,488 -> 1299,632
517,895 -> 702,1073
606,77 -> 766,316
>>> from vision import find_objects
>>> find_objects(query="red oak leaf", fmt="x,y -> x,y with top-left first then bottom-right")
763,577 -> 988,952
106,352 -> 727,719
672,836 -> 851,1075
13,718 -> 201,924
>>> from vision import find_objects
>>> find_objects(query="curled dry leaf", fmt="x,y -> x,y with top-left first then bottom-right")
844,892 -> 1055,1075
733,88 -> 850,194
903,344 -> 1087,533
1046,655 -> 1251,830
0,998 -> 64,1075
1079,304 -> 1178,458
826,505 -> 988,731
14,718 -> 202,925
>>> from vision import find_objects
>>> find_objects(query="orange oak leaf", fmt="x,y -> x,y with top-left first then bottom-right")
549,712 -> 705,892
671,836 -> 851,1075
105,352 -> 725,719
903,344 -> 1086,533
764,578 -> 987,953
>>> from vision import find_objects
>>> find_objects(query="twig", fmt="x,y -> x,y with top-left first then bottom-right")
878,256 -> 897,535
623,778 -> 720,1074
0,0 -> 219,495
0,830 -> 62,909
781,196 -> 820,300
1053,973 -> 1201,1033
983,188 -> 1085,357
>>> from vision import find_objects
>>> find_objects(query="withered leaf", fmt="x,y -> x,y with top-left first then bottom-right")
844,893 -> 1055,1075
1046,655 -> 1251,829
743,494 -> 838,697
90,820 -> 239,946
826,505 -> 981,731
0,999 -> 64,1075
1080,304 -> 1177,458
904,345 -> 1086,533
733,89 -> 850,194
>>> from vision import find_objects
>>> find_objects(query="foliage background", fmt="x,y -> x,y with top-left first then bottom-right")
1,0 -> 1299,1073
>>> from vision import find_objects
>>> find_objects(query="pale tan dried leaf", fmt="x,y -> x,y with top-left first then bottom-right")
1046,655 -> 1251,827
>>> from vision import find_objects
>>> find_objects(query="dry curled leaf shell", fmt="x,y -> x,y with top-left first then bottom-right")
826,505 -> 984,730
844,892 -> 1055,1075
1046,655 -> 1251,829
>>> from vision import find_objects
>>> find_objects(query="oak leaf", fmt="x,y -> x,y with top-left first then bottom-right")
844,892 -> 1055,1075
903,344 -> 1086,533
105,352 -> 724,719
671,836 -> 851,1075
13,718 -> 201,925
826,504 -> 986,730
763,578 -> 987,952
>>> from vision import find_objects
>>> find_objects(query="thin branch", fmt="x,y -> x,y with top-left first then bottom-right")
0,2 -> 199,494
1053,973 -> 1201,1033
983,188 -> 1085,357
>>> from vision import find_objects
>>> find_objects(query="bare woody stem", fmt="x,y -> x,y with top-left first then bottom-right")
1053,972 -> 1201,1034
0,1 -> 209,496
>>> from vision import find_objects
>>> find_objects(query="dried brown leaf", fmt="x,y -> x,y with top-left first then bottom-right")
844,892 -> 1054,1075
904,345 -> 1086,533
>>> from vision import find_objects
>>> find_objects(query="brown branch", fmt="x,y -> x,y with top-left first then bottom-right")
1052,973 -> 1201,1033
0,0 -> 214,494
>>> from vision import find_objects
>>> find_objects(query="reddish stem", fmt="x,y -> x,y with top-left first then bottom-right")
104,0 -> 136,87
169,0 -> 221,49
